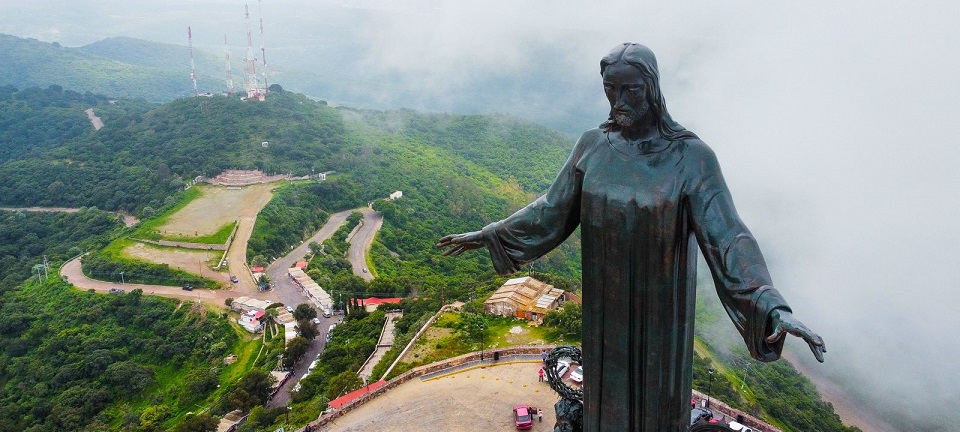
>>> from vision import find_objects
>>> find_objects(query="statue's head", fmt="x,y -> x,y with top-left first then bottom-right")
599,43 -> 696,140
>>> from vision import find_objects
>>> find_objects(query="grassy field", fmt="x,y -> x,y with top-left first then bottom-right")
134,184 -> 274,244
390,312 -> 571,378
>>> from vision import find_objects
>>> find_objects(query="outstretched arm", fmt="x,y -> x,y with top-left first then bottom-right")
767,309 -> 827,363
436,231 -> 484,256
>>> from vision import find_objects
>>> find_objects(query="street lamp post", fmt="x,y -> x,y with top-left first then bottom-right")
707,367 -> 715,408
119,271 -> 124,285
286,405 -> 291,424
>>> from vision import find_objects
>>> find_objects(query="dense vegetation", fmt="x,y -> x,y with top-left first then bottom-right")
0,208 -> 122,287
246,179 -> 367,261
0,88 -> 344,215
0,34 -> 223,102
0,281 -> 244,431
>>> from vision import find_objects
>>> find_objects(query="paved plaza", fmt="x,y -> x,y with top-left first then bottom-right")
317,361 -> 570,431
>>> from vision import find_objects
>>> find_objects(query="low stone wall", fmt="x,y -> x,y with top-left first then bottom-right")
300,345 -> 551,431
691,390 -> 781,432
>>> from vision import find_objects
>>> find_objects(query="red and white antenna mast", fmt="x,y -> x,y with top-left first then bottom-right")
224,34 -> 235,96
243,4 -> 263,100
188,26 -> 199,97
258,0 -> 268,92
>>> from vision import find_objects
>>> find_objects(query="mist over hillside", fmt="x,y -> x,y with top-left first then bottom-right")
2,1 -> 960,430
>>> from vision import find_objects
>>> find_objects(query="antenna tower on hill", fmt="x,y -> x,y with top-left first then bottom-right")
258,0 -> 269,92
243,4 -> 264,100
188,26 -> 199,97
224,34 -> 235,96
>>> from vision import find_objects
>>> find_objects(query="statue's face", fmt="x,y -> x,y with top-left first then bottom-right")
602,62 -> 651,129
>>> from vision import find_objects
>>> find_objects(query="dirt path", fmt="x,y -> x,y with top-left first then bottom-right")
226,217 -> 259,292
85,108 -> 103,130
0,207 -> 138,227
60,256 -> 279,307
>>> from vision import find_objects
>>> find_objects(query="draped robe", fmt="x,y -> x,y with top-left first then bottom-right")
480,128 -> 791,431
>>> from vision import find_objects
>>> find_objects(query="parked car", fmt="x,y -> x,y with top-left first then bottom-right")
549,360 -> 571,381
230,275 -> 239,283
570,365 -> 584,383
690,407 -> 713,426
322,308 -> 332,318
108,288 -> 124,295
311,317 -> 321,325
307,360 -> 318,372
181,284 -> 193,291
286,305 -> 294,313
728,421 -> 755,432
513,404 -> 533,430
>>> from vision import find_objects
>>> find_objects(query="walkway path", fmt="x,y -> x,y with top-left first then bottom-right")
85,107 -> 103,130
358,311 -> 402,382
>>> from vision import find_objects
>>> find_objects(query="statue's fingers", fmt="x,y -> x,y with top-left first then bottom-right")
809,340 -> 826,363
765,324 -> 785,344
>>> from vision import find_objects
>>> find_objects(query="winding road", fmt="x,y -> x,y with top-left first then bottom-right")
60,206 -> 384,309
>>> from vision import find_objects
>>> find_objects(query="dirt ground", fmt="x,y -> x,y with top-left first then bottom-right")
160,184 -> 276,237
122,242 -> 229,284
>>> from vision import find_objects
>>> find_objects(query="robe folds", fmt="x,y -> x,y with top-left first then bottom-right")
480,128 -> 791,432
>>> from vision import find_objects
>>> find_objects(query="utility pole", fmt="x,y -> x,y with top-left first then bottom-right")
741,362 -> 751,390
120,271 -> 125,285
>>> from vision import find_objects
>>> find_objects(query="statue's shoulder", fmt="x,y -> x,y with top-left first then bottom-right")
577,128 -> 606,146
675,138 -> 717,161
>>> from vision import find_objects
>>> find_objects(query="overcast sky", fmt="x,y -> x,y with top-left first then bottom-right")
3,1 -> 959,430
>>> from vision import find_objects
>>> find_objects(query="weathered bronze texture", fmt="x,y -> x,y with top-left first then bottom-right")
438,43 -> 825,432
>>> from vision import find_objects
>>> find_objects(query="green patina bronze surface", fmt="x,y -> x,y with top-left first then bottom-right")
439,43 -> 825,432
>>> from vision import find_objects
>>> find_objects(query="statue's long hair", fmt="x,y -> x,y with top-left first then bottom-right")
599,43 -> 698,141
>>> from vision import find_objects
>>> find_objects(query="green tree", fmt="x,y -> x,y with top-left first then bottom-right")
283,336 -> 310,368
174,413 -> 218,432
293,303 -> 317,321
325,370 -> 363,400
457,312 -> 488,348
543,302 -> 582,337
297,319 -> 319,340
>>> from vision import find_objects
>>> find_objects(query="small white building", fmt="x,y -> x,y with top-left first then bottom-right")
238,310 -> 265,333
388,190 -> 403,200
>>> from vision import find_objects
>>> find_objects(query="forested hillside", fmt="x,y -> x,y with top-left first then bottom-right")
0,34 -> 222,102
0,81 -> 855,431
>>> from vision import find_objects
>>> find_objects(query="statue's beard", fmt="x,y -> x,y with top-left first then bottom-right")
611,100 -> 651,129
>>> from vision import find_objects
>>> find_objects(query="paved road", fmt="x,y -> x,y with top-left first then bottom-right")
267,312 -> 342,409
266,210 -> 351,309
348,208 -> 383,282
226,217 -> 259,292
58,256 -> 268,306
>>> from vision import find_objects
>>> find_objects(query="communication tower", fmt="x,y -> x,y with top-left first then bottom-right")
243,3 -> 264,100
224,35 -> 235,96
188,26 -> 199,97
259,0 -> 269,92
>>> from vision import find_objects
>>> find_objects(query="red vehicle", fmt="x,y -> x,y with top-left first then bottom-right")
514,404 -> 533,430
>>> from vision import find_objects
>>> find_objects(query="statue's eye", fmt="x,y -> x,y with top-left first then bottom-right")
603,83 -> 614,92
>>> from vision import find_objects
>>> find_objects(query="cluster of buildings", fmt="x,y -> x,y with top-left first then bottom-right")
483,276 -> 581,324
288,261 -> 334,314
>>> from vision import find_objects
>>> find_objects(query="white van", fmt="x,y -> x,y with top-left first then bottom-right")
307,360 -> 318,372
728,421 -> 754,432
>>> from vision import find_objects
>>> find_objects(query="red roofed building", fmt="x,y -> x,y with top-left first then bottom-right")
328,380 -> 387,409
358,297 -> 405,312
251,266 -> 265,273
295,261 -> 308,269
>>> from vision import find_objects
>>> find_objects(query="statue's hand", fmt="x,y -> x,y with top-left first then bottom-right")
767,309 -> 827,363
437,231 -> 485,256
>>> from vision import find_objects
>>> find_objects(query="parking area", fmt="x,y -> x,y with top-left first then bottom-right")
316,361 -> 568,431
